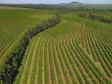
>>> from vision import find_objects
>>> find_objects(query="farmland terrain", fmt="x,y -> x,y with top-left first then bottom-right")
14,11 -> 112,84
1,3 -> 112,9
0,9 -> 56,58
0,6 -> 112,84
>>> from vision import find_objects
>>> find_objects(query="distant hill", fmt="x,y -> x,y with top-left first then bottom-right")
71,1 -> 81,3
57,2 -> 112,9
58,1 -> 82,8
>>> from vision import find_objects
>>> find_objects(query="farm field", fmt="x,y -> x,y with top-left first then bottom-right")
85,4 -> 112,9
13,11 -> 112,84
91,12 -> 112,19
0,8 -> 56,58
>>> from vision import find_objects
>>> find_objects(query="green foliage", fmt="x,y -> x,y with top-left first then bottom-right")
88,15 -> 101,20
79,13 -> 87,18
0,9 -> 56,58
0,7 -> 112,84
0,12 -> 61,84
79,12 -> 112,24
99,17 -> 112,24
13,16 -> 112,84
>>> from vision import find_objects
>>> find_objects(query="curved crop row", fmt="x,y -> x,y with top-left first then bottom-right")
13,17 -> 112,84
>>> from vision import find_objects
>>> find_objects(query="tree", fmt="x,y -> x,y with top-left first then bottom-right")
56,12 -> 61,24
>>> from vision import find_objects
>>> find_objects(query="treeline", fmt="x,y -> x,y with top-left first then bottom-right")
0,12 -> 61,84
0,4 -> 112,13
85,8 -> 111,14
0,4 -> 63,10
79,13 -> 112,24
0,4 -> 85,12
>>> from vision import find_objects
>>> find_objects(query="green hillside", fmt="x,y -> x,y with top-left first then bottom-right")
0,4 -> 112,83
58,3 -> 112,9
85,4 -> 112,9
13,11 -> 112,84
0,9 -> 56,58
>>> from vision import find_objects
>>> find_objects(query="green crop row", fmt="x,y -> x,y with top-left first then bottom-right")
27,34 -> 45,84
52,36 -> 63,84
38,37 -> 45,84
71,28 -> 106,83
86,28 -> 98,62
95,29 -> 112,55
69,28 -> 101,84
84,28 -> 90,54
34,34 -> 46,84
49,35 -> 57,84
94,29 -> 112,63
84,28 -> 91,54
44,35 -> 52,84
0,39 -> 11,52
81,29 -> 85,48
0,41 -> 14,58
100,31 -> 112,48
78,35 -> 81,44
74,29 -> 112,84
61,34 -> 79,84
63,34 -> 81,84
89,28 -> 112,77
91,29 -> 112,74
66,32 -> 86,84
56,35 -> 71,84
69,35 -> 93,84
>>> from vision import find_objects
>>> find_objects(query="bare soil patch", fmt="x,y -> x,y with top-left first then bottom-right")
0,6 -> 30,9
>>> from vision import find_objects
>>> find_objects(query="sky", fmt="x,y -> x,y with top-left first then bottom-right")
0,0 -> 112,4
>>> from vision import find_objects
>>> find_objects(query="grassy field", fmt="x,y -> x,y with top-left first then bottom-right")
85,4 -> 112,9
0,8 -> 56,58
91,12 -> 112,19
13,10 -> 112,84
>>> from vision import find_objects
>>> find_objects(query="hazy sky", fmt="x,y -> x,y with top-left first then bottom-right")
0,0 -> 112,4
